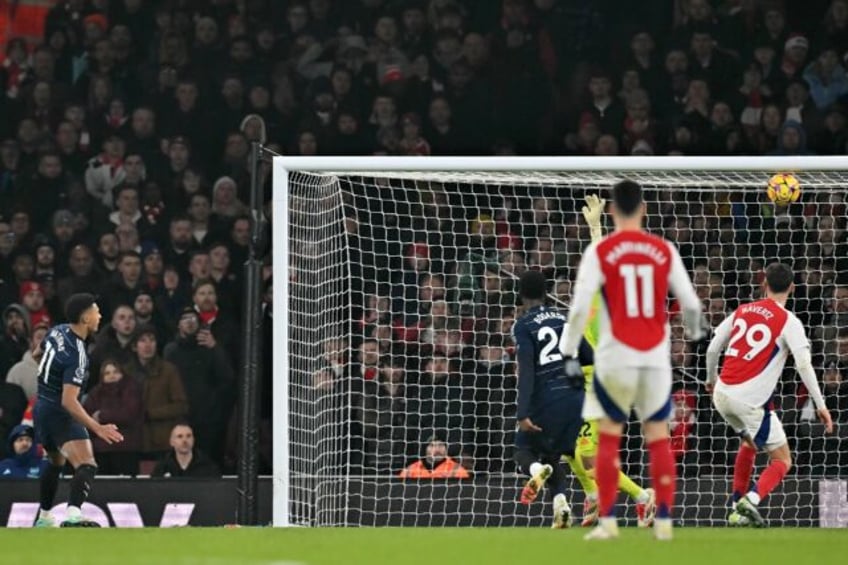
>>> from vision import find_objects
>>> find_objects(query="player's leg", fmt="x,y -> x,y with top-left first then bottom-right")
60,437 -> 100,527
33,401 -> 64,527
636,366 -> 675,541
565,422 -> 596,496
546,459 -> 574,529
583,369 -> 636,540
514,433 -> 552,505
732,438 -> 758,504
713,389 -> 756,525
35,450 -> 65,527
586,417 -> 626,539
727,437 -> 757,526
573,420 -> 653,526
736,411 -> 790,528
750,442 -> 791,505
548,395 -> 584,529
569,420 -> 599,526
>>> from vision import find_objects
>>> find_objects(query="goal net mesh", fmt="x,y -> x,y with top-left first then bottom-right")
282,168 -> 847,527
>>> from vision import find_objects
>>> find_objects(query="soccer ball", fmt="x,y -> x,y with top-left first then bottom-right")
766,173 -> 801,206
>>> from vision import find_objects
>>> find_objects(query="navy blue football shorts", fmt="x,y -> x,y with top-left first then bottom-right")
515,390 -> 585,462
34,399 -> 90,453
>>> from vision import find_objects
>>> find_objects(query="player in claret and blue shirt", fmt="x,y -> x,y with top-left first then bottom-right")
33,293 -> 124,528
512,270 -> 588,529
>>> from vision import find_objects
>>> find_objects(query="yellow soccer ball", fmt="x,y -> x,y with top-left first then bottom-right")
766,173 -> 801,206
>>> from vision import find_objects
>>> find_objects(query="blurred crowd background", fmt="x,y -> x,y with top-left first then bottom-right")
0,0 -> 847,479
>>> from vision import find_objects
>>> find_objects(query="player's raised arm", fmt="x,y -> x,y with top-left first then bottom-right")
561,241 -> 603,357
705,314 -> 734,389
782,315 -> 833,433
667,244 -> 704,341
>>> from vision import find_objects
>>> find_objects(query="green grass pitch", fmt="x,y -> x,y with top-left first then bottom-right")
3,528 -> 847,565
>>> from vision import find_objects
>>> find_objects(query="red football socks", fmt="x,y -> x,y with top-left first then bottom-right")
648,437 -> 676,519
596,432 -> 621,517
732,444 -> 757,501
755,459 -> 789,501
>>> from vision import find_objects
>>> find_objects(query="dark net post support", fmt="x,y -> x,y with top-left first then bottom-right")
236,142 -> 267,525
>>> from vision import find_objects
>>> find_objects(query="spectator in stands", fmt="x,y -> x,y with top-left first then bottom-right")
0,425 -> 46,479
191,278 -> 238,363
141,242 -> 164,289
100,251 -> 145,321
115,220 -> 142,254
211,176 -> 248,220
398,437 -> 470,479
85,134 -> 127,210
19,281 -> 50,330
83,360 -> 143,476
4,321 -> 47,401
187,249 -> 211,286
152,422 -> 220,478
164,307 -> 235,467
208,241 -> 239,317
89,304 -> 136,387
581,67 -> 625,139
187,194 -> 214,248
134,290 -> 169,347
803,47 -> 848,110
163,215 -> 194,275
109,186 -> 149,236
0,381 -> 27,459
0,303 -> 30,379
57,244 -> 97,306
96,232 -> 120,274
125,324 -> 188,457
353,339 -> 382,382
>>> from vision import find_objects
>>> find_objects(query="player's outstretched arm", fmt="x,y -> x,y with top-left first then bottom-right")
61,385 -> 124,444
705,314 -> 734,390
582,194 -> 606,243
783,317 -> 833,434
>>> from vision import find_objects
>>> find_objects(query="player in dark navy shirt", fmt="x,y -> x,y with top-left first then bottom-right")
512,271 -> 588,528
34,293 -> 124,528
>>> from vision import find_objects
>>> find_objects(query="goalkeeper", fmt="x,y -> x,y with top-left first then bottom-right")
562,194 -> 657,528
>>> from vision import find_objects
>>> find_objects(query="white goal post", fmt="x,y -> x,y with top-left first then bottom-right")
272,156 -> 848,528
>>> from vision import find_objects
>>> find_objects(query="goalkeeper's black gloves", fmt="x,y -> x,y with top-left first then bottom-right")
563,356 -> 584,389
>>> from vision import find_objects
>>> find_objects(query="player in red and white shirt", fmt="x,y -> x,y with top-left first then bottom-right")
706,262 -> 833,527
562,180 -> 704,541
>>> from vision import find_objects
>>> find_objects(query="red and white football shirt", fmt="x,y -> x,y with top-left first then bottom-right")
714,298 -> 808,407
563,230 -> 701,368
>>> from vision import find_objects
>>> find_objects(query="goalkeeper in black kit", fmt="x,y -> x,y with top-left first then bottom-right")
512,270 -> 591,528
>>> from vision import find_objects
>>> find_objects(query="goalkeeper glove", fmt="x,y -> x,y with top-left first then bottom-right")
582,194 -> 606,242
563,357 -> 584,388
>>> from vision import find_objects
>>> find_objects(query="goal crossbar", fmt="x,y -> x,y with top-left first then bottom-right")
274,155 -> 848,173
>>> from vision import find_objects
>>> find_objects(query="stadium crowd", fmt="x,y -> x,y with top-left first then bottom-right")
0,0 -> 846,479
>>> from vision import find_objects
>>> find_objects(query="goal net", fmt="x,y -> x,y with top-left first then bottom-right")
272,157 -> 848,528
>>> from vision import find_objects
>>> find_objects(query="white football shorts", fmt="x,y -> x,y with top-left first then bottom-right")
713,388 -> 787,451
583,365 -> 672,423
